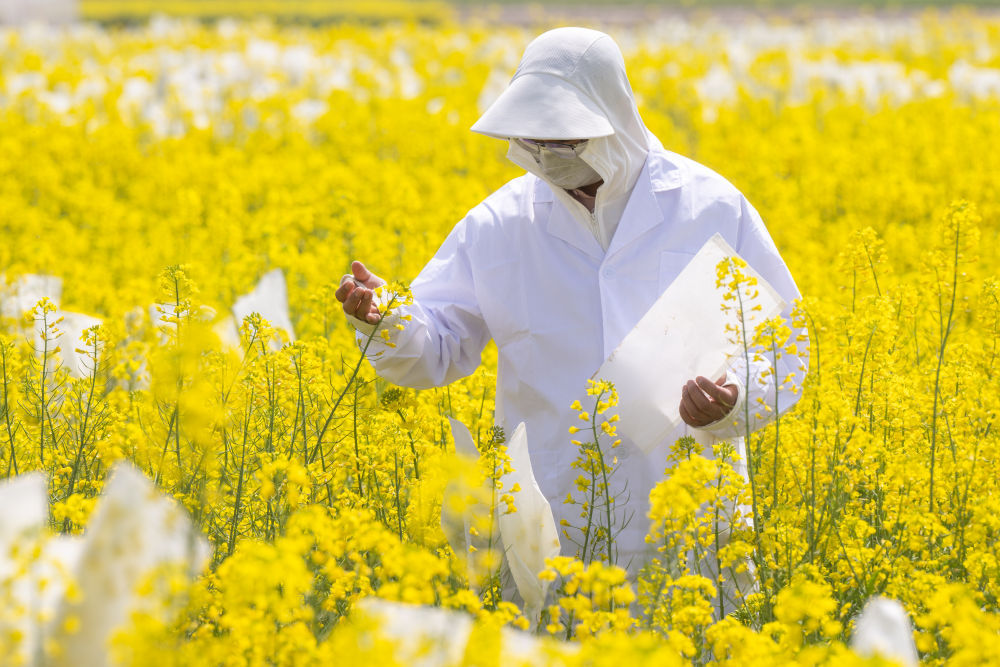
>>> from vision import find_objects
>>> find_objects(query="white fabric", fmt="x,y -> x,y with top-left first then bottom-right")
471,69 -> 614,141
474,27 -> 659,251
354,29 -> 807,573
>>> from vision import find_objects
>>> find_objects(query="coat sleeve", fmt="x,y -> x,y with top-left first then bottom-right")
699,195 -> 810,441
352,216 -> 492,390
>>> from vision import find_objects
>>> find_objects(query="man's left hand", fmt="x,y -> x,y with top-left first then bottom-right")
679,375 -> 739,428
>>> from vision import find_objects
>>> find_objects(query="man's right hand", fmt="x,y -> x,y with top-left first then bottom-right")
336,261 -> 385,325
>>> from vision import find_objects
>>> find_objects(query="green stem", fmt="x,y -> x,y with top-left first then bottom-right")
929,221 -> 960,513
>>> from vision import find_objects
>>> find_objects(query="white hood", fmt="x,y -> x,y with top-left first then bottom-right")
472,27 -> 664,250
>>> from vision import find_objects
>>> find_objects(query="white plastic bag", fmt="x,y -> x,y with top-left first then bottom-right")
0,472 -> 47,552
444,418 -> 561,621
593,233 -> 785,453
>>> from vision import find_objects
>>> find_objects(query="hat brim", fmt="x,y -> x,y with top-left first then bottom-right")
471,72 -> 614,141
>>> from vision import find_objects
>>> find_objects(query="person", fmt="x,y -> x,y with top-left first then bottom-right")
336,28 -> 807,587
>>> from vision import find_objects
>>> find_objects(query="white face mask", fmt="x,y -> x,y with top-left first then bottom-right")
534,151 -> 602,189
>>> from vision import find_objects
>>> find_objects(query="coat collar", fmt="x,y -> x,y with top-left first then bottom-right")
533,150 -> 685,260
536,188 -> 604,259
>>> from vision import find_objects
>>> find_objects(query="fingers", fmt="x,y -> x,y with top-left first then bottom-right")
349,260 -> 388,291
679,389 -> 713,428
680,379 -> 730,427
335,274 -> 356,303
696,375 -> 738,410
679,398 -> 696,427
679,374 -> 741,428
336,263 -> 385,324
342,281 -> 365,315
353,260 -> 385,289
684,381 -> 723,424
358,288 -> 374,321
343,286 -> 382,324
352,260 -> 371,282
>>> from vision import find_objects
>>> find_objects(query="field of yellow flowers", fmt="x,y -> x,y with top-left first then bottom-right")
2,7 -> 1000,665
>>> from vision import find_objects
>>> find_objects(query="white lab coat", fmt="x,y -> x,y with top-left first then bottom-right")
356,147 -> 807,572
353,28 -> 806,576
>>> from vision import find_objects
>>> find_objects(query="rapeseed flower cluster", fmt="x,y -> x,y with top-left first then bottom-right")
2,7 -> 1000,665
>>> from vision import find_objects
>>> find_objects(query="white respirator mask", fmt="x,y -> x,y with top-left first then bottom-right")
513,138 -> 603,190
535,151 -> 603,189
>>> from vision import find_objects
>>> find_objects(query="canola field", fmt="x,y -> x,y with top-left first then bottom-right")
2,7 -> 1000,665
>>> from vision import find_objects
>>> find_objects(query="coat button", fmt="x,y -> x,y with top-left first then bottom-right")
603,267 -> 615,279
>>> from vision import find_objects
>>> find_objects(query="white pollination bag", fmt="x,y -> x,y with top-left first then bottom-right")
850,597 -> 919,667
0,0 -> 78,25
1,274 -> 62,320
443,417 -> 482,575
594,234 -> 785,453
355,599 -> 571,666
232,268 -> 296,348
498,422 -> 560,622
357,599 -> 474,667
0,463 -> 210,666
56,310 -> 103,379
0,473 -> 52,665
50,464 -> 211,667
443,419 -> 560,621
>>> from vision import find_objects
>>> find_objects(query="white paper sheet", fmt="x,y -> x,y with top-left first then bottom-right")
498,422 -> 561,622
593,233 -> 786,454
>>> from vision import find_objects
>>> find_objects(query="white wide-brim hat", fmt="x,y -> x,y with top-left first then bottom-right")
471,71 -> 614,141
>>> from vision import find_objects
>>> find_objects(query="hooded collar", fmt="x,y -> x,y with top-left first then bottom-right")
533,149 -> 686,260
